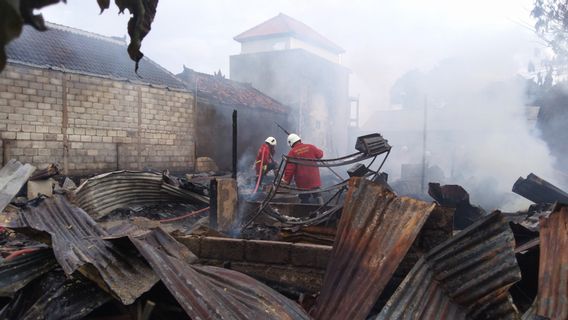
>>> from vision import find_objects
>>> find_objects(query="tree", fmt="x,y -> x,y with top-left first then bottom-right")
0,0 -> 158,73
531,0 -> 568,79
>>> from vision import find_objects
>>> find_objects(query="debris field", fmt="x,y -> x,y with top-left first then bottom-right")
0,152 -> 565,320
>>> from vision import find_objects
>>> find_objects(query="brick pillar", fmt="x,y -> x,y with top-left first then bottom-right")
216,178 -> 238,231
62,73 -> 69,174
136,86 -> 142,170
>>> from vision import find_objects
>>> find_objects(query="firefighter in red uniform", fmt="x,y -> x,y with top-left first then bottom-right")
281,133 -> 324,204
255,137 -> 277,185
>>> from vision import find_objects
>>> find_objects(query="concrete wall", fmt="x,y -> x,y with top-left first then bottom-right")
241,36 -> 291,54
0,64 -> 195,174
177,236 -> 331,293
288,37 -> 341,64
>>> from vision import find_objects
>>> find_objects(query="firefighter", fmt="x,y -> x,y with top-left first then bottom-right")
255,137 -> 277,185
281,133 -> 324,204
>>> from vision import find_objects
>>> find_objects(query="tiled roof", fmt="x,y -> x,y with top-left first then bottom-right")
6,23 -> 186,89
176,67 -> 288,114
234,13 -> 344,54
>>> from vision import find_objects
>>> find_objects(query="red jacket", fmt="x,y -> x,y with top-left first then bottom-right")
283,142 -> 324,189
255,143 -> 274,175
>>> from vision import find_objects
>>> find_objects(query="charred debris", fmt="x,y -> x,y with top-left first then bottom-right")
0,134 -> 566,320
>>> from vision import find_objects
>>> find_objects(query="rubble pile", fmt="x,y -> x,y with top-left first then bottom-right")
0,159 -> 565,319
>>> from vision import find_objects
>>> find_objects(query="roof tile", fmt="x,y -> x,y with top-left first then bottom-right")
177,67 -> 289,114
6,23 -> 186,89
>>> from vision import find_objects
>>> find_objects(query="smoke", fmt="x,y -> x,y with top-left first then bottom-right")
42,0 -> 556,212
369,48 -> 561,211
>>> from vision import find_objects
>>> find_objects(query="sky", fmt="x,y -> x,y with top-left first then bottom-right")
41,0 -> 541,121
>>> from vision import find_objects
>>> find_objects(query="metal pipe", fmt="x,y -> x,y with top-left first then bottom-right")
421,96 -> 428,194
232,110 -> 237,179
209,179 -> 218,230
116,143 -> 120,170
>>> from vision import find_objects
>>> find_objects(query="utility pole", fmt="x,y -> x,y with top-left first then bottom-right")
232,110 -> 237,179
421,96 -> 428,194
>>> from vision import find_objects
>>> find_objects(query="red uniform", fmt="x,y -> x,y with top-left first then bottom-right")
255,143 -> 274,176
283,142 -> 324,189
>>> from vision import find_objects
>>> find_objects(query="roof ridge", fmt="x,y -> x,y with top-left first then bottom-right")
45,21 -> 126,46
279,12 -> 293,32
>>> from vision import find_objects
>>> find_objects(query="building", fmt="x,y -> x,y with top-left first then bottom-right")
176,67 -> 290,171
230,13 -> 351,156
0,23 -> 195,174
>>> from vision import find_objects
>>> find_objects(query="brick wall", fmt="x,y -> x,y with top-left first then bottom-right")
0,64 -> 195,174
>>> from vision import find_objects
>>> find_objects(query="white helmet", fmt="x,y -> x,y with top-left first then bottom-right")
287,133 -> 301,147
265,136 -> 277,146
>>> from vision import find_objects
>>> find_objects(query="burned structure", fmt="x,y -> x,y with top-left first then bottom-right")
0,127 -> 567,319
176,67 -> 291,171
0,13 -> 566,320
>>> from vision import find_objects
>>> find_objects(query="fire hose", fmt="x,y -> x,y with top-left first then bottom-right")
252,150 -> 265,194
3,248 -> 40,260
159,206 -> 210,223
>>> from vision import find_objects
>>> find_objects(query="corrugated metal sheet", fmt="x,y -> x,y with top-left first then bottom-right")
0,159 -> 35,212
18,276 -> 111,320
0,248 -> 57,296
125,227 -> 311,320
512,173 -> 568,204
2,195 -> 158,304
74,170 -> 208,219
312,177 -> 438,320
377,211 -> 521,320
535,204 -> 568,319
521,303 -> 537,320
0,271 -> 110,320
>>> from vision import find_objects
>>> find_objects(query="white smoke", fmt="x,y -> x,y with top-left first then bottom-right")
366,49 -> 560,211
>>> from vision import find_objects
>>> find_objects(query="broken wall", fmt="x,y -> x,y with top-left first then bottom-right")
195,100 -> 290,171
0,64 -> 196,174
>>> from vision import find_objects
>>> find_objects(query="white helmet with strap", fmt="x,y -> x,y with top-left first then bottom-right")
265,136 -> 277,146
287,133 -> 301,147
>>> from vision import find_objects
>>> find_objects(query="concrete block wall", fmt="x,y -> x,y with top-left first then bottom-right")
177,236 -> 331,293
0,64 -> 195,174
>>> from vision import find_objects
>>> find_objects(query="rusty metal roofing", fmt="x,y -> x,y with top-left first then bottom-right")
0,248 -> 57,296
125,227 -> 311,319
0,271 -> 111,320
377,211 -> 521,320
312,178 -> 438,320
1,195 -> 158,304
74,170 -> 208,219
18,275 -> 111,320
0,159 -> 36,212
512,173 -> 568,204
535,204 -> 568,319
